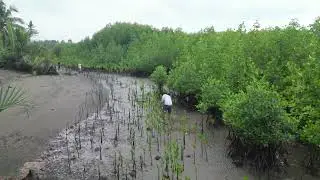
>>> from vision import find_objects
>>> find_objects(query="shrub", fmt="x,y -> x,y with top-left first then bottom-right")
150,65 -> 167,93
197,78 -> 231,112
221,80 -> 292,170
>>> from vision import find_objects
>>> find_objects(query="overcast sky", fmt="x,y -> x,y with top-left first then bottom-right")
3,0 -> 320,42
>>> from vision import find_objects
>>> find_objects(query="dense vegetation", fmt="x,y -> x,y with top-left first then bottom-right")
0,0 -> 58,75
1,0 -> 319,173
53,18 -> 320,171
0,0 -> 33,69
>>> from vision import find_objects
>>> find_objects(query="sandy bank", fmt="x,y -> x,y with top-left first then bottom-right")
0,69 -> 95,176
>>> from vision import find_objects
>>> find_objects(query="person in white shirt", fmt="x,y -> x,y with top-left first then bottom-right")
78,63 -> 82,72
161,93 -> 172,114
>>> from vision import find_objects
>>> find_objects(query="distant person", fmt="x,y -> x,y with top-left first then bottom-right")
57,62 -> 61,70
78,63 -> 82,72
161,92 -> 172,114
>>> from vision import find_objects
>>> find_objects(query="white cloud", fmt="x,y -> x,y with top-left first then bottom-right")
3,0 -> 320,42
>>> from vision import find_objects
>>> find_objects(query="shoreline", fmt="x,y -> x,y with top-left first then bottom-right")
0,69 -> 102,177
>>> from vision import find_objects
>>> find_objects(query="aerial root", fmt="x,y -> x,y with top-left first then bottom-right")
226,129 -> 287,173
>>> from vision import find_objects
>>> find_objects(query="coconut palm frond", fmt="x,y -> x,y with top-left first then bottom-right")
0,85 -> 27,112
11,17 -> 24,25
4,9 -> 12,19
9,5 -> 19,13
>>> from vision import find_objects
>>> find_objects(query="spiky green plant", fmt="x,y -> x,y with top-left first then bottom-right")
0,85 -> 28,112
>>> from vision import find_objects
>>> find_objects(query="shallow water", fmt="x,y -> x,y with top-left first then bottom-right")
32,73 -> 319,180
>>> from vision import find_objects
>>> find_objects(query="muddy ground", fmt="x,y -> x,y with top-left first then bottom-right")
0,69 -> 319,180
32,73 -> 253,180
0,69 -> 100,177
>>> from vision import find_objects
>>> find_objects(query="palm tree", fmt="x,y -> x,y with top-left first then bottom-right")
27,20 -> 38,38
0,0 -> 24,48
0,85 -> 28,112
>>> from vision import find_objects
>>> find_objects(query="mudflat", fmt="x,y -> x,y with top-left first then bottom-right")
0,70 -> 93,176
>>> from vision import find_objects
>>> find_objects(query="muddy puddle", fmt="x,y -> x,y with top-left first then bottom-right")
33,72 -> 318,180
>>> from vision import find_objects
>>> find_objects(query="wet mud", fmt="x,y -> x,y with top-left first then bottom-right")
1,70 -> 318,180
35,73 -> 319,180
